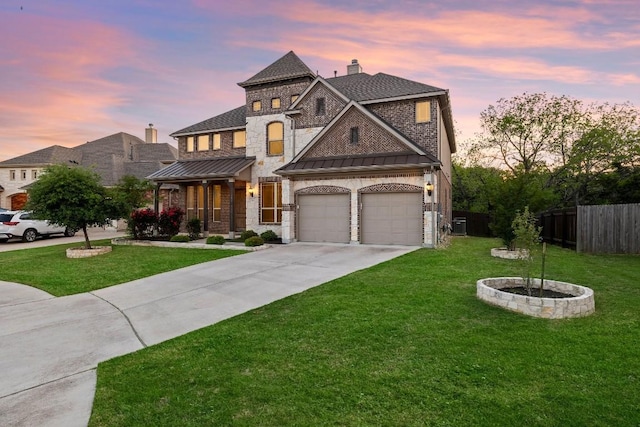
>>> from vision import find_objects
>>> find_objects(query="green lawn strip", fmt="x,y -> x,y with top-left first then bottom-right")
90,237 -> 640,426
0,240 -> 246,296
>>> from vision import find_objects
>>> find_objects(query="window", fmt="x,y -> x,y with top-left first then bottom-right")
233,130 -> 246,148
252,100 -> 262,112
187,184 -> 222,222
267,122 -> 284,156
291,94 -> 299,103
350,127 -> 359,145
315,97 -> 326,115
416,100 -> 431,123
21,170 -> 27,180
212,133 -> 221,150
186,136 -> 195,152
260,182 -> 282,224
271,98 -> 281,109
197,135 -> 209,151
32,170 -> 38,180
9,170 -> 16,181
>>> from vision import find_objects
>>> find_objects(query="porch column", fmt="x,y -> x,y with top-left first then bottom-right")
227,179 -> 236,239
201,180 -> 209,238
154,183 -> 161,213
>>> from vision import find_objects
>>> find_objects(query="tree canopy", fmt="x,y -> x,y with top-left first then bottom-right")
26,165 -> 129,249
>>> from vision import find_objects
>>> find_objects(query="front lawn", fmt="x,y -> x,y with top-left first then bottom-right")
90,238 -> 640,426
0,240 -> 246,296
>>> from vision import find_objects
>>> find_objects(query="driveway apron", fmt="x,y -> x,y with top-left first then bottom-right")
0,243 -> 416,426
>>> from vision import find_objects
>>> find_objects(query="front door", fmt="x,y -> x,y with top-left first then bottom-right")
234,188 -> 246,231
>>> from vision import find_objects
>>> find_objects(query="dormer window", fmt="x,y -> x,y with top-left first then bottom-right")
212,133 -> 221,150
252,100 -> 262,112
271,98 -> 281,109
197,135 -> 209,151
186,136 -> 195,152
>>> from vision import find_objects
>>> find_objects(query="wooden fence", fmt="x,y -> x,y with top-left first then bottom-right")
539,208 -> 577,249
452,210 -> 492,237
577,203 -> 640,254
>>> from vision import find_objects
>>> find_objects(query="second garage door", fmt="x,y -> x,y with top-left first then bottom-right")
361,192 -> 423,245
298,193 -> 350,243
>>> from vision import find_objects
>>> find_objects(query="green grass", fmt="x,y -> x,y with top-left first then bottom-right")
0,240 -> 246,296
89,237 -> 640,426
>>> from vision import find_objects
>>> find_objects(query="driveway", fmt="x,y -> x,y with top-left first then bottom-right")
0,243 -> 417,426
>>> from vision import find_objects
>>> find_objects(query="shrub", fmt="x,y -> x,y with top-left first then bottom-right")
158,207 -> 184,237
129,208 -> 157,239
170,235 -> 190,243
260,230 -> 278,242
206,235 -> 226,245
240,229 -> 258,240
186,218 -> 201,240
244,236 -> 264,247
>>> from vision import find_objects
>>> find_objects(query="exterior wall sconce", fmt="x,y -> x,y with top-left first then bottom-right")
426,182 -> 434,196
249,187 -> 254,198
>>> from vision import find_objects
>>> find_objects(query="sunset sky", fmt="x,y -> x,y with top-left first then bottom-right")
1,0 -> 638,161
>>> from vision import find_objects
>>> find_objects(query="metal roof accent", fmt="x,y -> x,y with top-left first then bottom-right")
275,153 -> 439,176
147,156 -> 256,182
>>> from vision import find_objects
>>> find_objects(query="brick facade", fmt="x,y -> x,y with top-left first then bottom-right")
177,131 -> 246,160
302,107 -> 410,158
295,84 -> 347,129
246,80 -> 312,118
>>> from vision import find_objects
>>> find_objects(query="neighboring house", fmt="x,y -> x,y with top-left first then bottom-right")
148,51 -> 456,246
0,125 -> 178,210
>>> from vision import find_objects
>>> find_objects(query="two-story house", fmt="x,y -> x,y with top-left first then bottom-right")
148,51 -> 456,246
0,126 -> 177,211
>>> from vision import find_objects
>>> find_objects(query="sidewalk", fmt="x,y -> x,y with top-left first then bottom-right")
0,242 -> 418,426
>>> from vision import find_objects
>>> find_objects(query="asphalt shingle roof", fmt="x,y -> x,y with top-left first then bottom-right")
147,157 -> 256,182
238,51 -> 316,88
0,145 -> 81,166
171,106 -> 246,136
326,72 -> 445,102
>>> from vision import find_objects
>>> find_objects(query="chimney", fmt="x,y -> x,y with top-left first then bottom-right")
347,59 -> 362,75
145,123 -> 157,143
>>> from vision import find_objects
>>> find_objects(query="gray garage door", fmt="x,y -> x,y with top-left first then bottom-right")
361,192 -> 423,245
298,194 -> 350,243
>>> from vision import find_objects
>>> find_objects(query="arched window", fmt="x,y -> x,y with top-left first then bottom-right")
267,122 -> 284,156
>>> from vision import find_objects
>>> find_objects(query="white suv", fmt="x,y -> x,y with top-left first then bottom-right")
0,211 -> 75,243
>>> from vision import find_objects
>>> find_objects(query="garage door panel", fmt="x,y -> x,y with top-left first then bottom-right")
362,193 -> 422,246
298,194 -> 350,243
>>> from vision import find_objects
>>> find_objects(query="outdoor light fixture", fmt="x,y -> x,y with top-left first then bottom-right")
426,182 -> 434,196
249,188 -> 254,198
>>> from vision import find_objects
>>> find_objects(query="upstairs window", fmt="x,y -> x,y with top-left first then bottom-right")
212,133 -> 221,150
415,100 -> 431,123
291,94 -> 299,103
32,170 -> 38,180
350,127 -> 359,145
233,130 -> 246,148
9,170 -> 16,181
271,98 -> 281,109
21,170 -> 27,180
267,122 -> 284,156
252,100 -> 262,112
186,136 -> 195,152
315,97 -> 326,115
197,135 -> 209,151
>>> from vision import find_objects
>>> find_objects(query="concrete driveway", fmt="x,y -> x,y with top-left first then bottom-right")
0,243 -> 417,426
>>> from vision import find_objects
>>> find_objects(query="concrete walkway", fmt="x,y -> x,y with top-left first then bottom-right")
0,243 -> 417,426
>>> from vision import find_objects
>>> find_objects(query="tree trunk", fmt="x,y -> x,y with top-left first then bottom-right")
82,224 -> 92,249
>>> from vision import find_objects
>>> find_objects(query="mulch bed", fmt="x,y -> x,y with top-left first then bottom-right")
500,286 -> 573,298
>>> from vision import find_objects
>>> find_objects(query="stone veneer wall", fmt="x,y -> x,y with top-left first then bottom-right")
476,277 -> 595,319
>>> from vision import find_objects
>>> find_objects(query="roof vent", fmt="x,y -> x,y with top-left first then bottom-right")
347,59 -> 362,75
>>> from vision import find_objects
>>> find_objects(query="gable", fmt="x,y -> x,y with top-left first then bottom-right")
301,105 -> 417,160
294,83 -> 348,130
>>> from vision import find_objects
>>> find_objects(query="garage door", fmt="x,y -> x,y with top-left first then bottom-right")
361,192 -> 423,245
298,194 -> 350,243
